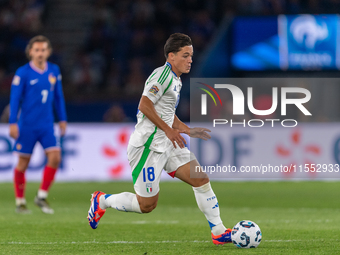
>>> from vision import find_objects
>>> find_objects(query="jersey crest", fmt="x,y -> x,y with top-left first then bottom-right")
48,73 -> 56,86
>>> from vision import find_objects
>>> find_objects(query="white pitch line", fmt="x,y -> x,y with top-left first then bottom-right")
264,239 -> 339,242
2,241 -> 209,245
123,220 -> 179,225
2,239 -> 337,245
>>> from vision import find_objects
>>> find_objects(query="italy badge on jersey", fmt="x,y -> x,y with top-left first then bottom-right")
146,183 -> 152,193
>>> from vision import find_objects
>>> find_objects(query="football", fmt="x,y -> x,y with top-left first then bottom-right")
231,220 -> 262,248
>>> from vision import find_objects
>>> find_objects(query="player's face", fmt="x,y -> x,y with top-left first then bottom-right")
171,45 -> 193,76
29,42 -> 50,63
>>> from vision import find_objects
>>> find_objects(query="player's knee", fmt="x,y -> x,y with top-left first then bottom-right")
16,165 -> 27,172
49,159 -> 60,168
16,163 -> 28,172
48,153 -> 61,168
140,206 -> 156,213
193,175 -> 210,188
140,201 -> 158,213
17,157 -> 30,171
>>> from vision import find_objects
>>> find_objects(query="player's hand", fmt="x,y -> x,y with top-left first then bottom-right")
59,121 -> 67,136
184,127 -> 211,140
9,124 -> 19,139
165,128 -> 187,149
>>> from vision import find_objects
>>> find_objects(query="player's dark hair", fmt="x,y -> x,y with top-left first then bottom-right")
164,33 -> 192,59
25,35 -> 53,60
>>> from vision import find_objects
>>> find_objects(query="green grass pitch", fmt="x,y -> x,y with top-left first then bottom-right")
1,181 -> 340,254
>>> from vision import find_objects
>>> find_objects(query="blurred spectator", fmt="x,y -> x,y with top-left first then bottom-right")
0,104 -> 9,123
70,52 -> 103,94
0,67 -> 13,95
286,0 -> 303,14
124,58 -> 146,98
103,104 -> 131,122
132,0 -> 155,26
106,62 -> 123,94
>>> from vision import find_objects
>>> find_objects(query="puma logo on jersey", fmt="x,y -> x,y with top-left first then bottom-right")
30,79 -> 39,85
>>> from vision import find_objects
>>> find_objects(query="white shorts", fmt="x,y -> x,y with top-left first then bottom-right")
127,144 -> 196,197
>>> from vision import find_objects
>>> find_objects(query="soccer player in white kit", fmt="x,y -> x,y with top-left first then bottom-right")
87,33 -> 232,245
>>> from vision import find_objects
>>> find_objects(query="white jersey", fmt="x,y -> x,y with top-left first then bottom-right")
129,62 -> 182,152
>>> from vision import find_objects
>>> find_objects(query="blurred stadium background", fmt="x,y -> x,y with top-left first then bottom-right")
1,0 -> 340,182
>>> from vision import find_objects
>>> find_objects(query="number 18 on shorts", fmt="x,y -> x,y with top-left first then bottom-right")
128,143 -> 195,197
143,167 -> 155,193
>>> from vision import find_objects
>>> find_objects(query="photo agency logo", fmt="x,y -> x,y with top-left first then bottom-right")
198,82 -> 312,128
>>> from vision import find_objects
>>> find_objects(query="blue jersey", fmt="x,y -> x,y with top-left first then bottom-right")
9,61 -> 67,128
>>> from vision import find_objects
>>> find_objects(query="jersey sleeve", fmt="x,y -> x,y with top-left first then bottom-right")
142,68 -> 173,104
53,66 -> 67,122
9,68 -> 25,124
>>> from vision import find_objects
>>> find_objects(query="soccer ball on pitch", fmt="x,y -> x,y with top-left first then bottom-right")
231,220 -> 262,248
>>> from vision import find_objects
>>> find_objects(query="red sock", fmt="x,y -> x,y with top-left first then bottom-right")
14,169 -> 26,198
40,166 -> 58,191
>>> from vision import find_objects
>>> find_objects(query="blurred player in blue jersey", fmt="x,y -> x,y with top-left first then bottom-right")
9,35 -> 67,214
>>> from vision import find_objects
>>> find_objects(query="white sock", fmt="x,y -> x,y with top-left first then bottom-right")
16,198 -> 27,206
37,189 -> 48,199
99,192 -> 142,213
193,182 -> 227,236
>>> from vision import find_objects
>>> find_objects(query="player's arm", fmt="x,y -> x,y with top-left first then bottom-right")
54,69 -> 67,136
138,96 -> 186,149
9,72 -> 25,139
173,115 -> 211,141
172,115 -> 190,133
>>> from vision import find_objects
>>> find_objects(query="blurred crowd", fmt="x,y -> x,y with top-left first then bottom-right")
1,0 -> 340,122
0,0 -> 46,95
69,0 -> 340,100
69,0 -> 219,100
